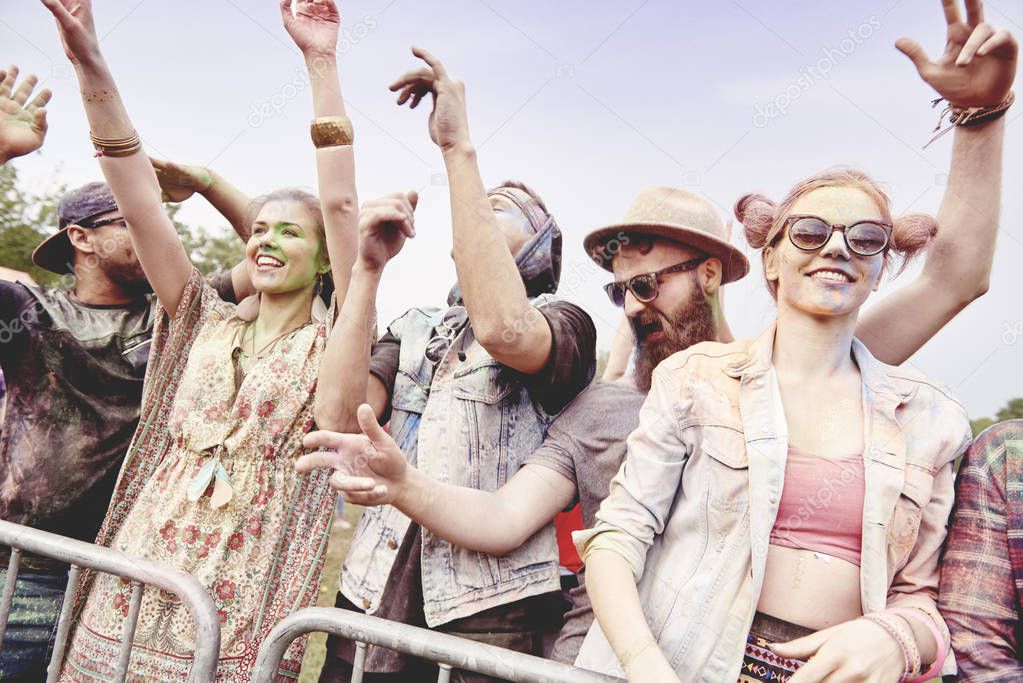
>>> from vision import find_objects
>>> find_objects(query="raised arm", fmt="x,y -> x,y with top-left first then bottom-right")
41,0 -> 193,314
0,65 -> 51,165
857,0 -> 1017,364
297,404 -> 576,554
280,0 -> 358,300
312,193 -> 415,431
389,48 -> 553,374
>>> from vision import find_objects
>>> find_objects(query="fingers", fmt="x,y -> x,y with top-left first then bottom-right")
389,68 -> 434,93
279,0 -> 294,24
340,485 -> 390,506
294,449 -> 343,473
957,22 -> 995,64
405,190 -> 419,211
328,469 -> 378,493
356,403 -> 389,442
31,107 -> 48,135
769,629 -> 828,660
941,0 -> 962,26
787,652 -> 840,683
302,428 -> 353,451
0,66 -> 16,99
965,0 -> 984,26
978,28 -> 1018,57
411,46 -> 448,80
27,87 -> 52,112
10,73 -> 37,106
894,37 -> 933,71
40,0 -> 77,28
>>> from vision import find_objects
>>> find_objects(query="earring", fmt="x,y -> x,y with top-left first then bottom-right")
313,273 -> 324,297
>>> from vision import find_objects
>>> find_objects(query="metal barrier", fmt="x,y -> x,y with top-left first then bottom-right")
252,606 -> 626,683
0,520 -> 220,683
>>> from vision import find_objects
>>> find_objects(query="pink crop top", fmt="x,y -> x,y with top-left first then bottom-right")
769,444 -> 866,566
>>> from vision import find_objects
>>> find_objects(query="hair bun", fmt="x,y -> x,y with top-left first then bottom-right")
734,193 -> 776,249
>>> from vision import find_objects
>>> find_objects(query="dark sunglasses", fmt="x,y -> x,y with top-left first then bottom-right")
784,214 -> 891,257
77,215 -> 126,229
603,256 -> 707,307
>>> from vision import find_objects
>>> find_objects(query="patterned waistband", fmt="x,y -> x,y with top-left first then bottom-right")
739,612 -> 813,683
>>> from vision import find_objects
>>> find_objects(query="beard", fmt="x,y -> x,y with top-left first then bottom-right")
631,288 -> 716,391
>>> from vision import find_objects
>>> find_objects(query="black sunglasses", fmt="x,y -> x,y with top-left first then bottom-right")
784,215 -> 891,257
603,256 -> 707,307
77,215 -> 126,229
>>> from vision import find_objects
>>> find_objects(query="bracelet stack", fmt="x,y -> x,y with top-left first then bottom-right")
90,130 -> 142,158
924,90 -> 1015,148
310,115 -> 354,148
864,612 -> 920,680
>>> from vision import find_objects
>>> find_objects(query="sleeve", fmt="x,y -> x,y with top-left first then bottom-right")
367,321 -> 402,424
522,300 -> 596,415
572,365 -> 688,580
939,423 -> 1023,681
0,281 -> 33,371
525,407 -> 582,510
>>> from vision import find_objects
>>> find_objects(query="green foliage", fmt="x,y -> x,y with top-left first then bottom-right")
0,164 -> 243,285
0,164 -> 64,286
971,397 -> 1023,436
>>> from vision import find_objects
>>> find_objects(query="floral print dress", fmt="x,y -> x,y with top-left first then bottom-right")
60,270 -> 336,682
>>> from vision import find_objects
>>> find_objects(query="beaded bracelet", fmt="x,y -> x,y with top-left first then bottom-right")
924,90 -> 1015,148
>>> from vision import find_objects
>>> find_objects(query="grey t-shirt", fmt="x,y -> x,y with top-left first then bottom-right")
525,379 -> 645,528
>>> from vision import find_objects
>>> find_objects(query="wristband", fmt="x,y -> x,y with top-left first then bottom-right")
887,607 -> 949,683
310,116 -> 354,148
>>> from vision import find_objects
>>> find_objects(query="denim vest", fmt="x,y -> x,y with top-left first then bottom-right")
341,298 -> 562,626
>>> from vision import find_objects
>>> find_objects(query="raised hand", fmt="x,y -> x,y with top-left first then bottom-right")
151,157 -> 215,203
896,0 -> 1017,107
0,66 -> 52,163
389,47 -> 471,151
356,191 -> 417,273
39,0 -> 101,67
297,403 -> 409,505
280,0 -> 340,57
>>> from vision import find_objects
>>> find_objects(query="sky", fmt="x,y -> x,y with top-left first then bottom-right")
3,0 -> 1021,420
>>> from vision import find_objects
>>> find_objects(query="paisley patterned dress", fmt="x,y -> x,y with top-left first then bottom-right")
60,270 -> 336,681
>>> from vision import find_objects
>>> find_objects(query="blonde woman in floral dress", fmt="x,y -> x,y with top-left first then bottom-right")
40,0 -> 360,679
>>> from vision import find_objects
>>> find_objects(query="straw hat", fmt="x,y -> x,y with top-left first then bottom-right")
583,186 -> 749,284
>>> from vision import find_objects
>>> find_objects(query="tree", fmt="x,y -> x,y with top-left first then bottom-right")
971,397 -> 1023,436
0,163 -> 64,286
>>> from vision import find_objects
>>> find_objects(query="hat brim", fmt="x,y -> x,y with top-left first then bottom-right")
584,221 -> 750,284
31,228 -> 75,275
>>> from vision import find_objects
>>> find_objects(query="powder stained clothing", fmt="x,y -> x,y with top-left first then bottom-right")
523,379 -> 644,664
59,270 -> 335,682
0,273 -> 234,572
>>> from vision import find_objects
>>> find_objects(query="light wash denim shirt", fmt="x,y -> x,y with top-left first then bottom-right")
341,296 -> 569,626
573,324 -> 971,681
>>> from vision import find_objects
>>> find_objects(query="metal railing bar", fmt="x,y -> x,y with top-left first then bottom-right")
0,520 -> 220,683
46,564 -> 82,683
114,582 -> 144,681
0,548 -> 23,648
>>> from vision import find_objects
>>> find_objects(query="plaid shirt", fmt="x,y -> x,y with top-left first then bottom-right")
940,420 -> 1023,681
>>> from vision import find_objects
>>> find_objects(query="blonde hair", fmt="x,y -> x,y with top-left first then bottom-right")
734,167 -> 936,298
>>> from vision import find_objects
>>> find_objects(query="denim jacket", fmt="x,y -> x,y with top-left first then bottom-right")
341,220 -> 573,626
574,324 -> 971,681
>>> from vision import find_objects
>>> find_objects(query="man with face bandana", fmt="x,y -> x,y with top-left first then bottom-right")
307,48 -> 596,683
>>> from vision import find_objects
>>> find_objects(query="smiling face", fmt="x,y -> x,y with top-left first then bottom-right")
245,200 -> 328,296
767,186 -> 885,320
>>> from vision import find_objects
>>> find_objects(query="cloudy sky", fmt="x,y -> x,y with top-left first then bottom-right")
3,0 -> 1021,419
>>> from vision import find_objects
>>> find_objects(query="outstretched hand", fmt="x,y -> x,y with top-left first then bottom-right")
296,403 -> 409,506
280,0 -> 340,57
896,0 -> 1017,107
389,47 -> 471,151
40,0 -> 101,67
0,67 -> 51,163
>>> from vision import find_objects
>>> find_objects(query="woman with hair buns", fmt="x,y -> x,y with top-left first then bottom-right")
576,164 -> 973,682
573,1 -> 1015,681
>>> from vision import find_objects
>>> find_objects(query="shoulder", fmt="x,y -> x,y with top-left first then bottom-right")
877,356 -> 970,425
555,380 -> 645,424
386,305 -> 444,336
654,338 -> 752,381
